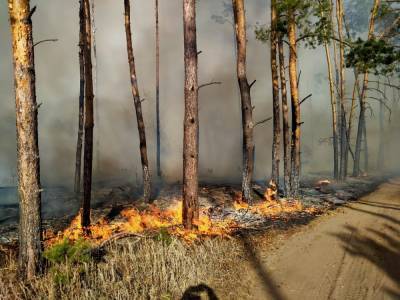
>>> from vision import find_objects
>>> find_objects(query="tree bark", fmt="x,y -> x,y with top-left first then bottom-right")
74,0 -> 85,195
287,9 -> 301,197
377,79 -> 385,170
353,0 -> 380,176
278,37 -> 290,197
82,0 -> 94,229
232,0 -> 254,203
124,0 -> 151,202
155,0 -> 161,178
270,0 -> 281,192
8,0 -> 42,280
324,42 -> 339,181
336,0 -> 348,181
182,0 -> 199,229
323,0 -> 339,180
91,0 -> 100,174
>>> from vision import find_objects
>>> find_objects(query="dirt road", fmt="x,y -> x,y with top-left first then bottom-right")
248,178 -> 400,300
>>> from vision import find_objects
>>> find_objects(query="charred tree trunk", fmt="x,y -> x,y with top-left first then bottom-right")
232,0 -> 254,203
287,9 -> 300,197
155,0 -> 161,178
353,0 -> 380,176
270,0 -> 281,191
124,0 -> 151,202
8,0 -> 42,280
74,0 -> 85,195
278,37 -> 290,197
81,0 -> 94,229
182,0 -> 199,229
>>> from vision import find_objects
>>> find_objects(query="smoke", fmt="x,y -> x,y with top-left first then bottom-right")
0,0 -> 398,189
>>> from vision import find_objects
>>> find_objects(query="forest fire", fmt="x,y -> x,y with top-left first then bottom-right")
45,200 -> 238,246
45,195 -> 316,247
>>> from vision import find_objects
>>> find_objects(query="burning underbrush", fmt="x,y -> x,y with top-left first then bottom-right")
45,192 -> 318,247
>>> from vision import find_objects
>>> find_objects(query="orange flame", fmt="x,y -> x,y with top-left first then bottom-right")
45,195 -> 317,247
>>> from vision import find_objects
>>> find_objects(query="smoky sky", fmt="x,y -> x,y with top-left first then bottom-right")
0,0 -> 398,188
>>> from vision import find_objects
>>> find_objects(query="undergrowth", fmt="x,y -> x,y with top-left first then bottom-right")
0,232 -> 255,300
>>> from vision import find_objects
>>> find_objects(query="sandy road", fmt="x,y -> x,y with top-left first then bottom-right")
249,178 -> 400,300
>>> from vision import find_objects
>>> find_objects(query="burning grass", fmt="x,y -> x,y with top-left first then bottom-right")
44,195 -> 317,247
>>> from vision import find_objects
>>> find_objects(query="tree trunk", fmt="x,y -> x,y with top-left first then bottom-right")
278,37 -> 290,197
124,0 -> 151,202
323,0 -> 339,180
324,42 -> 339,181
232,0 -> 254,203
336,0 -> 348,181
353,0 -> 380,176
377,80 -> 384,170
287,9 -> 301,197
182,0 -> 199,229
270,0 -> 281,192
155,0 -> 161,178
8,0 -> 42,280
82,0 -> 94,229
362,116 -> 368,173
90,0 -> 100,174
74,0 -> 85,195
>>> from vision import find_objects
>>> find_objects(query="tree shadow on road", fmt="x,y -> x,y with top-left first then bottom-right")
333,222 -> 400,298
238,233 -> 287,300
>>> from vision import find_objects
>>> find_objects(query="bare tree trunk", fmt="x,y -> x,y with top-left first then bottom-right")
182,0 -> 199,229
232,0 -> 254,203
336,0 -> 348,181
323,0 -> 339,180
288,9 -> 301,197
155,0 -> 161,178
324,42 -> 339,181
74,0 -> 85,195
90,0 -> 100,175
363,116 -> 368,173
82,0 -> 94,229
124,0 -> 151,202
353,0 -> 380,176
377,79 -> 385,170
278,37 -> 290,197
8,0 -> 42,280
270,0 -> 281,192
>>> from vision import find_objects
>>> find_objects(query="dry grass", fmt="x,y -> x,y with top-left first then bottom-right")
0,236 -> 255,300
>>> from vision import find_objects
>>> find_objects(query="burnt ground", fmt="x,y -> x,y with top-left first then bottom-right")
0,174 -> 386,246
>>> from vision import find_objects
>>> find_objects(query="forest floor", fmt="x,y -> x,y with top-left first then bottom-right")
244,177 -> 400,300
0,176 -> 398,299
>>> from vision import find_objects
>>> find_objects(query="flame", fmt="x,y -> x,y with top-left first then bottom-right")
45,193 -> 317,247
45,200 -> 237,246
264,180 -> 278,201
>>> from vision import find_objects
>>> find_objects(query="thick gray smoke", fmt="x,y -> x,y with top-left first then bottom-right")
0,0 -> 398,189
